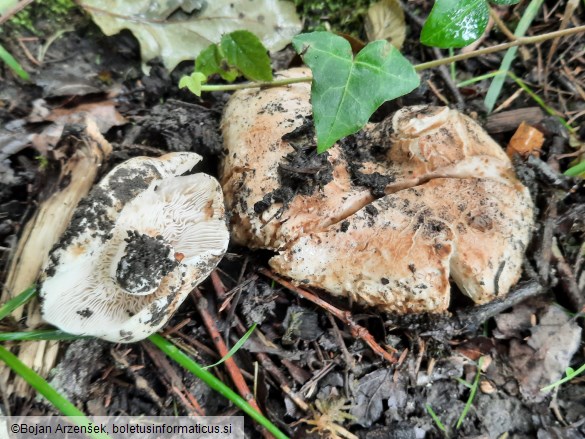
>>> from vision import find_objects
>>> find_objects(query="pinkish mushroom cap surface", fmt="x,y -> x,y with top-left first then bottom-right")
220,70 -> 534,313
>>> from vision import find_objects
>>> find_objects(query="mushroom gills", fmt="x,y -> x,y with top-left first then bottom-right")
40,153 -> 229,342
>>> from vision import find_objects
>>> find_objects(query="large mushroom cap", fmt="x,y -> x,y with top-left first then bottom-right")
221,72 -> 534,313
220,67 -> 373,249
40,152 -> 229,342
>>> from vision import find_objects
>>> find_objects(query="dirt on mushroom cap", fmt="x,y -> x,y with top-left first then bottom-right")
221,69 -> 534,312
40,152 -> 229,342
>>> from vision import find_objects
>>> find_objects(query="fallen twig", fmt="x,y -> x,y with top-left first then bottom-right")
190,289 -> 272,439
258,268 -> 398,364
456,279 -> 545,333
210,271 -> 310,413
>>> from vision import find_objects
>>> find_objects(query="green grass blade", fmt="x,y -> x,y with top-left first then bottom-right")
0,42 -> 30,80
0,286 -> 36,321
541,362 -> 585,392
458,70 -> 573,132
456,357 -> 484,429
484,0 -> 544,112
425,404 -> 447,433
0,345 -> 111,439
506,72 -> 573,131
564,160 -> 585,177
454,376 -> 474,389
0,330 -> 84,341
203,323 -> 257,370
148,333 -> 289,439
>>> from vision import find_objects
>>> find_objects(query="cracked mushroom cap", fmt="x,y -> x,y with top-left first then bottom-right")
221,70 -> 534,312
271,177 -> 533,312
40,152 -> 229,342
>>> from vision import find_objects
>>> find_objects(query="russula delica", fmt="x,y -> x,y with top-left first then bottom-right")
221,68 -> 534,313
40,152 -> 229,342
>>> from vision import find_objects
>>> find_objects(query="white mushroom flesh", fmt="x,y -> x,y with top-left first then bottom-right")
40,152 -> 229,342
221,70 -> 534,313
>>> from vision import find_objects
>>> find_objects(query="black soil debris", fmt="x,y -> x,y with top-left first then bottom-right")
116,231 -> 178,294
253,117 -> 334,213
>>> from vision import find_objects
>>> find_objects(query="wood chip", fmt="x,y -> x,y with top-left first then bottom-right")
507,122 -> 545,158
485,108 -> 545,133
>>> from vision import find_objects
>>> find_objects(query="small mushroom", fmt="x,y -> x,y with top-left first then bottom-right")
40,152 -> 229,342
221,71 -> 534,313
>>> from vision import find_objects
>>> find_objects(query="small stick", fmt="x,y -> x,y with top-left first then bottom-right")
165,329 -> 220,361
142,342 -> 205,415
399,0 -> 465,106
551,239 -> 583,312
209,271 -> 311,414
210,271 -> 227,300
456,280 -> 544,332
171,386 -> 206,416
233,317 -> 310,413
16,38 -> 40,66
258,268 -> 398,364
489,8 -> 517,41
326,313 -> 355,370
191,289 -> 272,439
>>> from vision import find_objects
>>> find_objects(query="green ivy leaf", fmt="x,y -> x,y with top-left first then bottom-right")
178,72 -> 207,96
421,0 -> 489,48
196,44 -> 239,82
292,32 -> 419,153
220,30 -> 273,81
196,45 -> 221,77
489,0 -> 520,4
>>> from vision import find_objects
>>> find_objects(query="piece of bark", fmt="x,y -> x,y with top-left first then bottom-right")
1,116 -> 113,397
507,122 -> 544,158
485,108 -> 545,133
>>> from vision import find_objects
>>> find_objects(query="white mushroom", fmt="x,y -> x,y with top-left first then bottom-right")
40,152 -> 229,342
221,72 -> 534,312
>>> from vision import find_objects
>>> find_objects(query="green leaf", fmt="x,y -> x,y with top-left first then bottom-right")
565,160 -> 585,177
78,0 -> 301,73
565,366 -> 576,377
220,30 -> 273,81
196,44 -> 239,82
490,0 -> 520,4
178,72 -> 207,96
203,323 -> 257,370
196,44 -> 222,77
292,32 -> 419,153
421,0 -> 490,48
0,330 -> 84,342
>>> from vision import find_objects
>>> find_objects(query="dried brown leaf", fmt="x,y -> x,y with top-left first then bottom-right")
509,305 -> 581,402
364,0 -> 406,49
